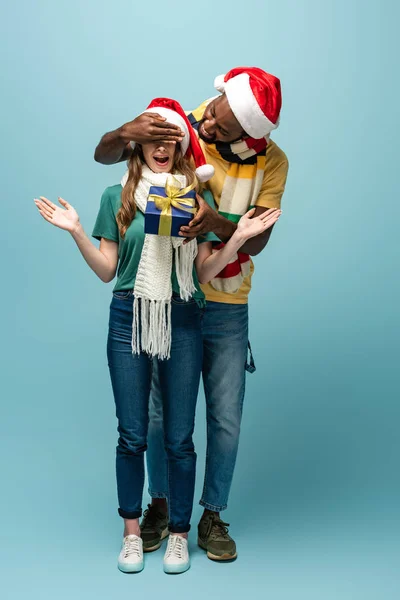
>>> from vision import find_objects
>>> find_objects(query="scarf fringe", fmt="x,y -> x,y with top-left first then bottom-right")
132,296 -> 172,360
174,240 -> 198,301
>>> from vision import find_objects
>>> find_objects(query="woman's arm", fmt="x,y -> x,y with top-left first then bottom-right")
70,227 -> 118,283
34,196 -> 118,283
195,207 -> 281,284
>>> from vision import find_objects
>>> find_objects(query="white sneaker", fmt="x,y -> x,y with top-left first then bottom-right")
163,534 -> 190,574
118,534 -> 144,573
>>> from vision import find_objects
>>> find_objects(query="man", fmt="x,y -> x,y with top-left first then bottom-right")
95,67 -> 289,561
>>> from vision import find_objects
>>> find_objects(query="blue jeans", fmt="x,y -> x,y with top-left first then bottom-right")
147,301 -> 253,512
107,291 -> 202,532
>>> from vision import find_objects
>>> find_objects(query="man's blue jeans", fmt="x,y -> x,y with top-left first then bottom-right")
147,301 -> 252,512
107,291 -> 202,532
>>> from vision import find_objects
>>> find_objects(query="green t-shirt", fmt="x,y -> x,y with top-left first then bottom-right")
92,184 -> 211,308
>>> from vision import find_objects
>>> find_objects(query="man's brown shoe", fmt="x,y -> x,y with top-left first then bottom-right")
198,512 -> 237,561
140,504 -> 169,552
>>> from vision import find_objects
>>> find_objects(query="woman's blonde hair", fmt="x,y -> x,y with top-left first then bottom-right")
117,145 -> 199,239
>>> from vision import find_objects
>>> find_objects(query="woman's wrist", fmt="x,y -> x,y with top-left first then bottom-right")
230,228 -> 247,248
70,222 -> 84,238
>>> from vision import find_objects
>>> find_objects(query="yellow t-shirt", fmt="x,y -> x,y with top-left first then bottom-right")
199,138 -> 289,304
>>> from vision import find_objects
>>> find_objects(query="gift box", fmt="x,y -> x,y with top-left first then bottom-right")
145,176 -> 197,237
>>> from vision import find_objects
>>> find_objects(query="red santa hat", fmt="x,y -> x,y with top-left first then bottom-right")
131,97 -> 214,182
214,67 -> 282,139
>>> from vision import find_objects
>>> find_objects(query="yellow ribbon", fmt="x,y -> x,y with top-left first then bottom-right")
148,175 -> 197,236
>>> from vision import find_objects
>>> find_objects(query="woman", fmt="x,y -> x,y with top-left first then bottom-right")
34,98 -> 281,574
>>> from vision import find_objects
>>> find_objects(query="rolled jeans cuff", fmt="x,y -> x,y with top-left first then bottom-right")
169,523 -> 191,534
118,508 -> 142,519
148,489 -> 168,499
199,499 -> 227,512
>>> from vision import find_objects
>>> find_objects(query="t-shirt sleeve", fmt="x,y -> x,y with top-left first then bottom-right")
92,188 -> 119,242
255,152 -> 289,209
198,232 -> 219,244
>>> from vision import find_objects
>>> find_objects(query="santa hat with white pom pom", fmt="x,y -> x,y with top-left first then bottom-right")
130,97 -> 215,182
214,67 -> 281,139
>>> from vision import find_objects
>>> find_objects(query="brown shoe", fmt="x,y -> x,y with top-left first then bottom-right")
198,512 -> 237,561
140,504 -> 169,552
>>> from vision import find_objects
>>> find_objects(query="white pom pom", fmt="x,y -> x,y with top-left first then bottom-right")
196,164 -> 215,182
214,74 -> 226,93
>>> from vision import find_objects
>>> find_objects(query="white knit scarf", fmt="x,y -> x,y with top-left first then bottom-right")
121,165 -> 198,360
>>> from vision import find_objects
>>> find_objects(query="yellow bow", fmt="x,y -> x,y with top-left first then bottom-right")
148,175 -> 197,236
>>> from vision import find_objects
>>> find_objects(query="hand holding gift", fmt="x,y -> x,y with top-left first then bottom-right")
145,175 -> 198,237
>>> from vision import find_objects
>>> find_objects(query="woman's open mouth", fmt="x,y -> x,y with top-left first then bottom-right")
153,155 -> 169,166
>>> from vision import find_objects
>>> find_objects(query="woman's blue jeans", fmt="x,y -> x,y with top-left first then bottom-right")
107,291 -> 203,533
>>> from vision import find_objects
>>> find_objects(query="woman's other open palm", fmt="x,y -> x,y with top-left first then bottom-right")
34,196 -> 79,232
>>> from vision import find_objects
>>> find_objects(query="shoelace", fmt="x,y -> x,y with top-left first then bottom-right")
206,516 -> 230,541
123,536 -> 141,558
166,535 -> 185,559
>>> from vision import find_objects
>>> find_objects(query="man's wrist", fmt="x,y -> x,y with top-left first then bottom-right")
119,124 -> 133,145
212,214 -> 237,241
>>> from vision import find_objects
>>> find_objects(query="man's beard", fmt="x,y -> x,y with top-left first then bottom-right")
197,119 -> 217,144
198,118 -> 245,145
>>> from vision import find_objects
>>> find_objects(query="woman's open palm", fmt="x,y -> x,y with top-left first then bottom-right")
237,207 -> 282,240
34,196 -> 79,232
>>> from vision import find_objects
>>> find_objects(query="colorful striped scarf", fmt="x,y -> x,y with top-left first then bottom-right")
188,100 -> 268,293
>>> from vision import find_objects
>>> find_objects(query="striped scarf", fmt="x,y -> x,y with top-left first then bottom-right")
188,99 -> 268,293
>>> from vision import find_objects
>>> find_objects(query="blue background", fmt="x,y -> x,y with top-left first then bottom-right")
1,1 -> 399,598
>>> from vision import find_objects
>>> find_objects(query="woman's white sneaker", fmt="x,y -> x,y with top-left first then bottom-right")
163,534 -> 190,574
118,534 -> 144,573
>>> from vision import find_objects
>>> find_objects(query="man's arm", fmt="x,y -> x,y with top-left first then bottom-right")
94,127 -> 133,165
195,208 -> 281,283
94,113 -> 185,165
179,197 -> 237,244
236,206 -> 276,255
243,156 -> 288,254
180,203 -> 274,255
180,156 -> 289,255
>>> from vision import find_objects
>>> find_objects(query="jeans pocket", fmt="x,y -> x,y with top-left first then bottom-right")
171,294 -> 196,306
112,290 -> 133,300
245,341 -> 256,374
